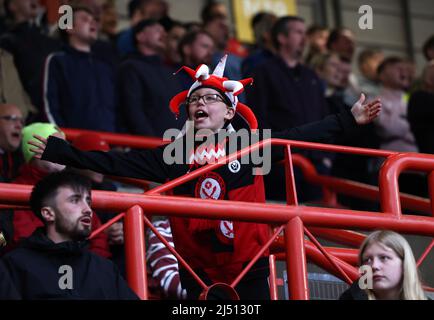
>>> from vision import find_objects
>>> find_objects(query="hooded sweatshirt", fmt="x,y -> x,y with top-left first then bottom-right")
1,228 -> 138,300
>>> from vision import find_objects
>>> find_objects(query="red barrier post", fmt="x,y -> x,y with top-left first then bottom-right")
284,145 -> 298,205
124,205 -> 147,299
269,255 -> 279,300
285,217 -> 309,300
429,171 -> 434,216
379,153 -> 434,217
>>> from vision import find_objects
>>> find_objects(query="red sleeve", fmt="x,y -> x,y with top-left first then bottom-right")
1,209 -> 44,254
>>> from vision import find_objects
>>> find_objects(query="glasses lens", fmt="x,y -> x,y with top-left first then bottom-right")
188,94 -> 222,105
188,96 -> 199,104
203,95 -> 213,103
1,115 -> 24,125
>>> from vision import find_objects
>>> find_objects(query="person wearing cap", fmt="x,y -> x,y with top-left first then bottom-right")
0,123 -> 111,259
29,56 -> 381,299
117,18 -> 186,137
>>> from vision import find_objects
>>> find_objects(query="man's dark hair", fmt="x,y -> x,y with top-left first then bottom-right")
422,35 -> 434,61
271,15 -> 304,50
326,27 -> 352,50
128,0 -> 143,19
377,56 -> 404,76
201,1 -> 225,23
178,29 -> 213,61
160,17 -> 184,33
251,12 -> 268,29
251,12 -> 276,47
132,18 -> 159,46
29,171 -> 92,223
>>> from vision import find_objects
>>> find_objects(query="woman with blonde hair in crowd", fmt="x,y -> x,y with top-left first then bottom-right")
340,230 -> 427,300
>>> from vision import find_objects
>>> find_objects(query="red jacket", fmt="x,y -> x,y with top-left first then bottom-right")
9,164 -> 111,258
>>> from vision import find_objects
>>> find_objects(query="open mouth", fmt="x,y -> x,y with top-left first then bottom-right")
194,110 -> 209,120
80,217 -> 92,226
11,132 -> 21,139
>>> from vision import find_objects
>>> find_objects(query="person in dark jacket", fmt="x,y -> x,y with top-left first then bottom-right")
246,16 -> 333,202
339,280 -> 368,300
117,19 -> 186,137
408,62 -> 434,154
28,57 -> 381,300
1,123 -> 111,259
43,5 -> 116,132
241,12 -> 276,78
1,170 -> 138,300
0,260 -> 20,300
0,0 -> 61,115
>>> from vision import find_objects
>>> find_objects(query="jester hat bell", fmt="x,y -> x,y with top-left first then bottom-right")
169,55 -> 258,130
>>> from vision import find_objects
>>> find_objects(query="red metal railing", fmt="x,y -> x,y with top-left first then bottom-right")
63,127 -> 431,214
3,129 -> 433,299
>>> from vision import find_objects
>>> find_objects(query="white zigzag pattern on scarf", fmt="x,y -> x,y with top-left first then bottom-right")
189,147 -> 226,164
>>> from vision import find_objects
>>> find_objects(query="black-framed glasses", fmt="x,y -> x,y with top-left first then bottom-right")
187,94 -> 224,105
0,115 -> 25,126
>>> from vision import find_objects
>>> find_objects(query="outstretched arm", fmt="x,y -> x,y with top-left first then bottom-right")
273,94 -> 381,142
28,135 -> 169,183
270,95 -> 381,162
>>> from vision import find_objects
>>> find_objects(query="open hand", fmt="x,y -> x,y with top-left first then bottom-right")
351,93 -> 382,125
27,134 -> 48,160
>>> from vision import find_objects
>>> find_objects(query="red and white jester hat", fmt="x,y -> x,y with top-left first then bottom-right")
169,55 -> 258,131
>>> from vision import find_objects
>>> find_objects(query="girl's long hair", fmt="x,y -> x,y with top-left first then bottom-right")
358,230 -> 427,300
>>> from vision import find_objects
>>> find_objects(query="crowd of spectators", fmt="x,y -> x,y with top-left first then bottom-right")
0,0 -> 433,300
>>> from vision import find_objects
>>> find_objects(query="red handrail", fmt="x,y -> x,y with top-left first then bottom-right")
291,154 -> 431,214
63,127 -> 431,214
62,128 -> 166,149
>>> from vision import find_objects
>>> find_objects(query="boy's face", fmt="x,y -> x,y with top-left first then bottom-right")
69,10 -> 98,44
187,88 -> 235,133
